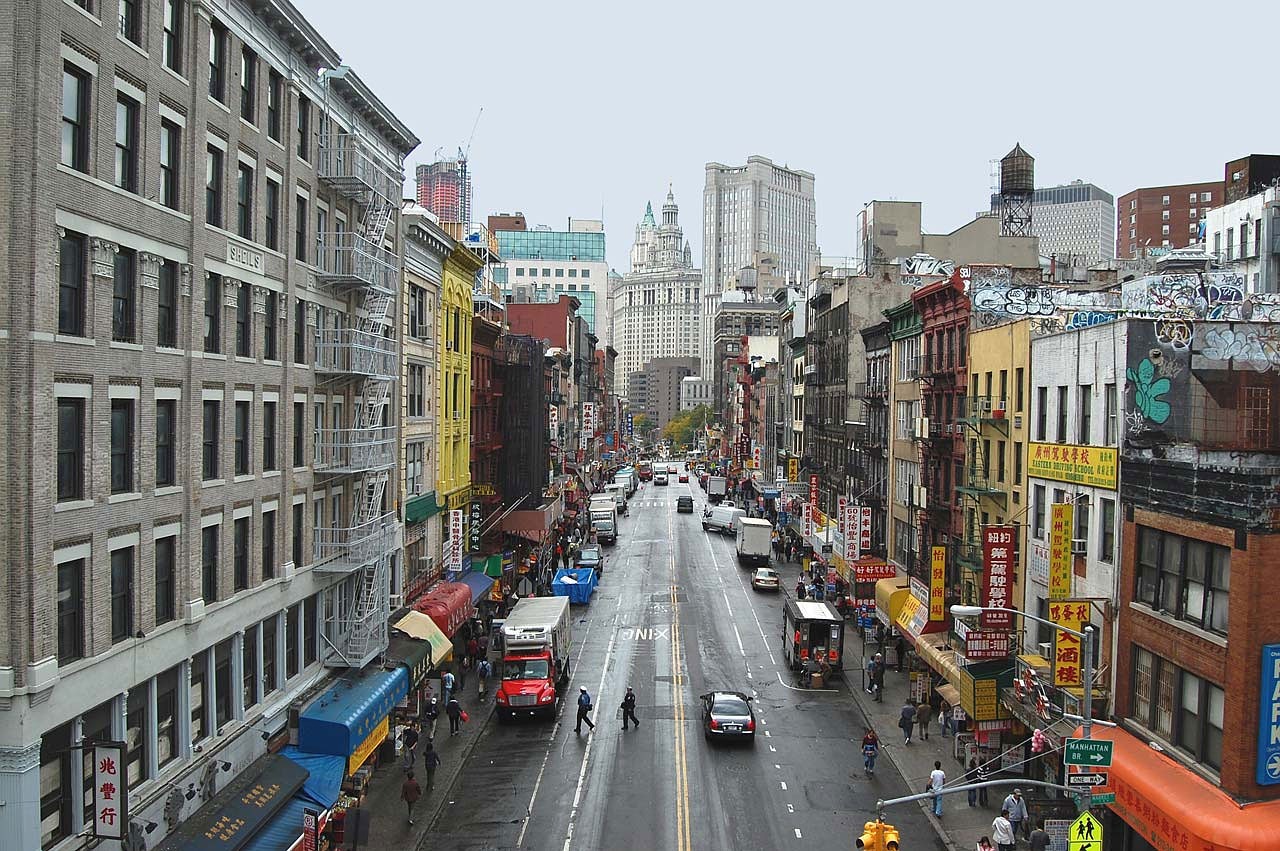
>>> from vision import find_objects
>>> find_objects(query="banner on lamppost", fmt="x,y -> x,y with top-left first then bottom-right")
837,496 -> 848,559
981,525 -> 1016,630
1050,599 -> 1088,687
929,545 -> 946,621
1049,503 -> 1074,601
92,741 -> 128,840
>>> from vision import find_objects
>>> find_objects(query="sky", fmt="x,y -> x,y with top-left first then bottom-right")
301,0 -> 1279,273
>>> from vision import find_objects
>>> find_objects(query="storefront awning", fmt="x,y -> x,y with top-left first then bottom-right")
392,611 -> 453,669
501,496 -> 564,542
298,666 -> 409,757
875,577 -> 910,627
935,683 -> 962,707
1081,726 -> 1280,851
153,753 -> 307,851
460,570 -> 497,605
894,593 -> 949,644
239,747 -> 344,851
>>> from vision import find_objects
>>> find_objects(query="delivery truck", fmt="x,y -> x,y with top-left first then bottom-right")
495,596 -> 573,721
707,476 -> 728,504
735,517 -> 774,567
588,495 -> 618,544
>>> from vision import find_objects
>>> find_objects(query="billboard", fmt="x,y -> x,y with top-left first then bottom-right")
981,526 -> 1016,630
929,546 -> 946,621
1028,442 -> 1118,489
1049,503 -> 1074,600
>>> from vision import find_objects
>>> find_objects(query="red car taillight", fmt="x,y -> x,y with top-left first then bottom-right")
709,719 -> 720,730
745,718 -> 756,732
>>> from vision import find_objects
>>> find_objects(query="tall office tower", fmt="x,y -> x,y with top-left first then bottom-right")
1025,181 -> 1116,265
701,156 -> 817,358
416,155 -> 471,225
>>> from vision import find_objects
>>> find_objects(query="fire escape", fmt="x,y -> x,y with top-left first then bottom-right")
956,394 -> 1010,602
916,350 -> 958,553
312,129 -> 402,668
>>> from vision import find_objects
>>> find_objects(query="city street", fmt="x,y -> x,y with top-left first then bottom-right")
423,475 -> 942,850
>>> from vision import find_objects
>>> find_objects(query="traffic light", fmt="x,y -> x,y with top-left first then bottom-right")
881,823 -> 900,850
856,820 -> 900,851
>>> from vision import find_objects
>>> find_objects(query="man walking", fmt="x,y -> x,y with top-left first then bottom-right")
621,686 -> 640,730
929,760 -> 946,817
992,809 -> 1016,851
422,742 -> 441,792
898,699 -> 916,744
916,700 -> 931,740
1029,820 -> 1050,851
895,634 -> 907,673
872,657 -> 885,702
477,657 -> 492,702
446,695 -> 463,736
423,695 -> 440,740
400,722 -> 419,770
1002,789 -> 1029,841
401,771 -> 421,825
575,686 -> 595,734
441,669 -> 455,707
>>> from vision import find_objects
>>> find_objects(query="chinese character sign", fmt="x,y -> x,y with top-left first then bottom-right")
448,510 -> 464,570
549,404 -> 559,437
860,506 -> 872,554
1049,599 -> 1088,687
803,503 -> 814,537
837,496 -> 848,559
808,474 -> 819,509
625,413 -> 634,436
93,742 -> 127,840
1049,503 -> 1074,601
787,458 -> 799,481
981,525 -> 1016,629
929,546 -> 946,621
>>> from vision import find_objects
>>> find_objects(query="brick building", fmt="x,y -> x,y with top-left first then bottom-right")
1115,181 -> 1221,257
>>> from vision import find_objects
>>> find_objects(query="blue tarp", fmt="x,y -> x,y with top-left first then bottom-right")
460,569 -> 496,605
298,666 -> 408,756
552,567 -> 597,604
239,794 -> 313,851
279,746 -> 344,808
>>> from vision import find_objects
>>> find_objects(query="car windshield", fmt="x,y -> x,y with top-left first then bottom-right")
580,547 -> 601,559
504,659 -> 549,680
757,570 -> 777,579
712,695 -> 750,716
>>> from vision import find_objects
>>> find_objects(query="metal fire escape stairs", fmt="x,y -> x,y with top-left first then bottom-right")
313,129 -> 402,669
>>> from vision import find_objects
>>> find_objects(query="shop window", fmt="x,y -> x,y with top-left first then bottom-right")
156,665 -> 180,768
286,603 -> 300,679
304,595 -> 318,667
214,637 -> 234,731
262,615 -> 278,697
126,687 -> 148,786
191,651 -> 209,743
81,700 -> 113,826
1131,646 -> 1223,770
40,720 -> 74,848
242,624 -> 259,710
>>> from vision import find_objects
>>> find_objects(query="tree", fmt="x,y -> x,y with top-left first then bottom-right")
631,413 -> 652,436
662,405 -> 714,449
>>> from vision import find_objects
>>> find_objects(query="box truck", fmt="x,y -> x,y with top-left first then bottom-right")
735,517 -> 774,567
495,597 -> 573,721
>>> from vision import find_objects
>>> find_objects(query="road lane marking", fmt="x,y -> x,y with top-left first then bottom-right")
705,531 -> 778,664
562,625 -> 620,851
780,781 -> 787,790
770,745 -> 777,752
794,828 -> 803,839
669,510 -> 692,851
774,672 -> 839,692
731,621 -> 746,656
787,803 -> 794,813
774,764 -> 781,769
765,730 -> 772,738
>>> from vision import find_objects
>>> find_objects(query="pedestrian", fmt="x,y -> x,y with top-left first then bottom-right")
872,656 -> 885,702
1001,789 -> 1029,840
456,660 -> 467,691
446,696 -> 462,735
929,760 -> 946,817
965,757 -> 981,807
466,636 -> 480,669
864,655 -> 878,696
916,699 -> 932,740
575,686 -> 595,734
899,700 -> 916,744
895,634 -> 906,673
975,759 -> 990,807
401,771 -> 421,825
1029,820 -> 1050,851
423,695 -> 440,740
796,580 -> 807,599
441,669 -> 455,707
976,837 -> 995,851
422,742 -> 440,792
621,686 -> 640,730
812,582 -> 824,601
400,722 -> 420,770
992,810 -> 1016,851
477,657 -> 492,701
861,728 -> 880,775
941,701 -> 955,737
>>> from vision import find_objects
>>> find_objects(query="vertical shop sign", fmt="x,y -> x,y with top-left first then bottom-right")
1049,503 -> 1074,600
1049,599 -> 1088,687
929,545 -> 946,621
981,525 -> 1016,629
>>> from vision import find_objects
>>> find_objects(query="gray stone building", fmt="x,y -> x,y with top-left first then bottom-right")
627,356 -> 700,432
0,1 -> 417,846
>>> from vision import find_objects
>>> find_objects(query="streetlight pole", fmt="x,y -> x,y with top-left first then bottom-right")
951,605 -> 1095,815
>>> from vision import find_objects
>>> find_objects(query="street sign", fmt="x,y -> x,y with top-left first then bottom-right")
1068,811 -> 1103,851
1065,771 -> 1108,787
1064,738 -> 1113,767
1088,792 -> 1116,805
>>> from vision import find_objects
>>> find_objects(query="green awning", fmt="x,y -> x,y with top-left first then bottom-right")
483,554 -> 503,578
405,491 -> 441,524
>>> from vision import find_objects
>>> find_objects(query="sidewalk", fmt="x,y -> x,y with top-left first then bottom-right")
357,672 -> 495,848
770,552 -> 993,851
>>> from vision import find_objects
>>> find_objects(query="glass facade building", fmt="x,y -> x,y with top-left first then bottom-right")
497,230 -> 606,262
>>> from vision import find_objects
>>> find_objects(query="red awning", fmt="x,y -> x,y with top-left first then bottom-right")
411,582 -> 473,638
1077,726 -> 1280,851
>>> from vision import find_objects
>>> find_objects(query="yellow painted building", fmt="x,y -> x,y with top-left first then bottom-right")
439,247 -> 482,514
957,318 -> 1030,604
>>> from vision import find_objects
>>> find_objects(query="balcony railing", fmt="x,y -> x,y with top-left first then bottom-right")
315,133 -> 400,202
315,328 -> 396,378
314,513 -> 398,573
314,426 -> 396,473
315,231 -> 398,293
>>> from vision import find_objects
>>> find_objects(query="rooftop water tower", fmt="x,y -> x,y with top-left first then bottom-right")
996,143 -> 1034,237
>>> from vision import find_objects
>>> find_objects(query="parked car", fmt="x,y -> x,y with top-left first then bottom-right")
700,691 -> 756,741
576,544 -> 604,578
750,567 -> 781,591
677,495 -> 695,513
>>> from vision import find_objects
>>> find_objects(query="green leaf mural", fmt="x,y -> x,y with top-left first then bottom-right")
1126,358 -> 1171,424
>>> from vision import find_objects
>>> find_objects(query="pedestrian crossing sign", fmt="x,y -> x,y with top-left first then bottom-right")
1068,811 -> 1103,851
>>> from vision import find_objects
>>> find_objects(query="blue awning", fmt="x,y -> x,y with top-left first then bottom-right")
461,569 -> 496,605
154,754 -> 307,851
298,666 -> 409,757
239,794 -> 315,851
279,746 -> 344,808
763,489 -> 781,499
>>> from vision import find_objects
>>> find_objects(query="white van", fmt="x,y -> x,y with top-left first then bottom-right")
702,505 -> 746,535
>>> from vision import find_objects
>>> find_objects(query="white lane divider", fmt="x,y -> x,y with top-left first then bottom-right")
769,745 -> 776,752
780,781 -> 788,791
794,828 -> 803,839
562,623 -> 620,851
787,803 -> 795,813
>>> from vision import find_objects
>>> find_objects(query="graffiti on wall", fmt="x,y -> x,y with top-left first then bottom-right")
901,254 -> 955,278
1124,319 -> 1192,440
1199,324 -> 1280,371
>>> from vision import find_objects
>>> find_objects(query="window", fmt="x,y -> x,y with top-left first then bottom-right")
153,259 -> 178,348
242,626 -> 259,709
1162,210 -> 1170,222
295,195 -> 315,265
190,651 -> 208,742
294,297 -> 307,362
1013,441 -> 1022,483
1134,526 -> 1230,634
201,524 -> 218,602
581,269 -> 590,278
264,178 -> 280,250
556,268 -> 565,278
240,47 -> 257,123
267,70 -> 282,141
292,501 -> 304,566
1056,386 -> 1068,442
1078,385 -> 1092,443
236,162 -> 254,239
1035,387 -> 1047,441
1014,367 -> 1024,412
155,398 -> 176,487
58,230 -> 86,336
263,400 -> 277,470
305,595 -> 317,665
409,285 -> 429,340
208,20 -> 227,102
1162,225 -> 1170,236
202,400 -> 219,479
1202,191 -> 1212,203
110,547 -> 134,642
315,208 -> 327,262
203,272 -> 221,352
155,535 -> 176,624
996,439 -> 1006,482
57,398 -> 86,502
1177,672 -> 1224,770
1190,223 -> 1199,234
1161,195 -> 1170,205
286,603 -> 300,679
406,441 -> 424,494
235,280 -> 251,356
155,665 -> 179,770
262,509 -> 276,580
162,0 -> 182,72
1099,498 -> 1115,563
112,247 -> 137,342
110,399 -> 134,493
1032,484 -> 1046,540
154,118 -> 180,210
206,145 -> 223,226
56,558 -> 85,662
296,95 -> 310,161
293,401 -> 305,467
119,0 -> 140,44
1130,648 -> 1223,770
233,517 -> 249,591
234,400 -> 250,475
408,363 -> 426,417
262,615 -> 278,696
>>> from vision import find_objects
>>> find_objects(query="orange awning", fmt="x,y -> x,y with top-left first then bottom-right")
1077,726 -> 1280,851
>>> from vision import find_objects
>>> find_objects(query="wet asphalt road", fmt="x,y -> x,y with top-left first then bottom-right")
422,472 -> 942,851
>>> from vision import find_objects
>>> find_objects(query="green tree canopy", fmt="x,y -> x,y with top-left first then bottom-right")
662,404 -> 714,449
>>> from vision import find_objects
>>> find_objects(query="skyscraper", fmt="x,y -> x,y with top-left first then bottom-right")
416,155 -> 471,225
701,156 -> 817,357
613,189 -> 702,396
1017,180 -> 1116,265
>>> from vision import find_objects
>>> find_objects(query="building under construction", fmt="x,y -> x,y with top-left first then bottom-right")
498,334 -> 550,507
416,154 -> 472,225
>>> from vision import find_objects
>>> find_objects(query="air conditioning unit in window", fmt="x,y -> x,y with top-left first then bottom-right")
389,593 -> 404,610
1037,641 -> 1053,659
412,482 -> 424,495
1071,538 -> 1088,555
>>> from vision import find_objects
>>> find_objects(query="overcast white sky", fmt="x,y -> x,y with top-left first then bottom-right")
301,0 -> 1278,272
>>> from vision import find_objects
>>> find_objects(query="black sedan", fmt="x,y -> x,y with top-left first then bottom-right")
677,495 -> 695,513
576,544 -> 604,577
700,691 -> 755,741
